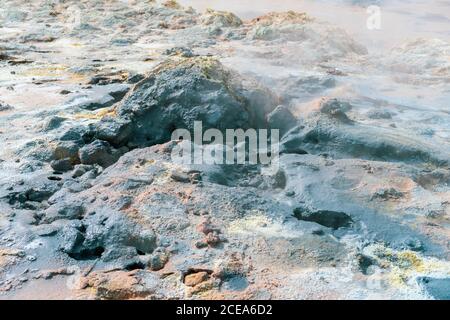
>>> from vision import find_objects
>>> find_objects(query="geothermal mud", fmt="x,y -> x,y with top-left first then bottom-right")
0,0 -> 449,299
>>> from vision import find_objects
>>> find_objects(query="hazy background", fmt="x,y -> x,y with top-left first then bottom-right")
179,0 -> 450,52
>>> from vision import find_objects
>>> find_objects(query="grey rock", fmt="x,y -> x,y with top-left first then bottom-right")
293,207 -> 353,229
403,237 -> 424,252
163,46 -> 194,57
267,105 -> 297,137
371,188 -> 404,201
77,84 -> 130,110
79,95 -> 116,110
58,209 -> 157,262
41,116 -> 66,132
94,118 -> 132,147
27,188 -> 55,202
170,170 -> 190,183
356,253 -> 378,275
44,202 -> 85,223
127,73 -> 145,84
78,140 -> 121,168
50,158 -> 73,172
34,224 -> 59,237
95,56 -> 278,147
4,178 -> 60,206
0,102 -> 14,111
58,126 -> 91,142
53,141 -> 82,164
59,223 -> 85,255
102,247 -> 140,268
320,98 -> 353,124
71,164 -> 92,178
149,251 -> 169,271
130,229 -> 158,254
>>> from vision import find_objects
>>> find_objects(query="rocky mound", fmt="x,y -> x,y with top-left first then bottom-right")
280,98 -> 450,166
94,56 -> 278,148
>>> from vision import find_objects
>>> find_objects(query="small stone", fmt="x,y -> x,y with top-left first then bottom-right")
189,172 -> 202,184
42,116 -> 65,131
163,47 -> 194,58
35,225 -> 58,237
79,140 -> 120,168
312,229 -> 325,236
320,98 -> 353,123
50,158 -> 73,172
53,141 -> 80,163
356,254 -> 377,275
371,188 -> 404,201
149,252 -> 169,271
197,218 -> 220,235
43,203 -> 85,223
2,284 -> 12,291
132,229 -> 157,254
184,271 -> 209,287
404,238 -> 424,252
293,207 -> 353,230
0,102 -> 14,112
127,73 -> 145,84
71,164 -> 93,178
285,191 -> 295,197
192,208 -> 209,216
266,105 -> 297,137
170,170 -> 190,183
194,240 -> 208,249
205,232 -> 222,247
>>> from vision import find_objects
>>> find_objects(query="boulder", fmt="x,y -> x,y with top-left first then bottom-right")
267,105 -> 297,137
94,56 -> 278,148
79,140 -> 122,168
50,158 -> 73,172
